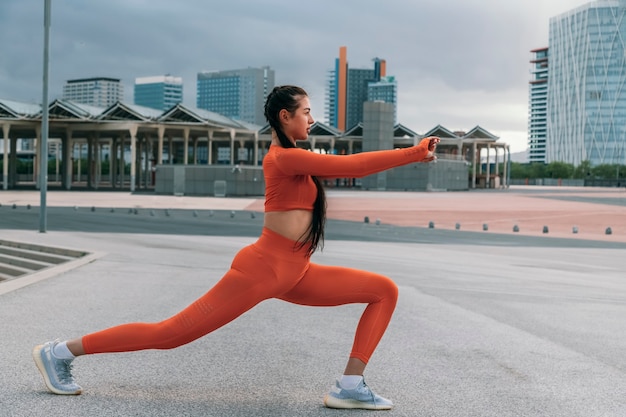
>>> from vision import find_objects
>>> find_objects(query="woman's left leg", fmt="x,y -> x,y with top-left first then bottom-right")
277,263 -> 398,367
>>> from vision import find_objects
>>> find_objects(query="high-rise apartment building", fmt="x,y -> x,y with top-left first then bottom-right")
62,77 -> 123,108
326,47 -> 395,131
528,47 -> 549,164
547,0 -> 626,166
134,75 -> 183,111
196,66 -> 275,125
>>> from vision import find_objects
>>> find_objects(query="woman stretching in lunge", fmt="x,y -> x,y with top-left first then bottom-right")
33,85 -> 439,410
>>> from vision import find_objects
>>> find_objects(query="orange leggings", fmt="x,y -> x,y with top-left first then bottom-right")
82,227 -> 398,364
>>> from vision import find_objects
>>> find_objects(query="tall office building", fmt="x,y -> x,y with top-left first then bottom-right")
196,66 -> 275,125
368,76 -> 398,124
134,75 -> 183,111
62,77 -> 123,108
326,47 -> 395,131
528,47 -> 549,164
547,0 -> 626,166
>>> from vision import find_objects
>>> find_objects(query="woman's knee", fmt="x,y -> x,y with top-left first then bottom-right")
373,274 -> 398,302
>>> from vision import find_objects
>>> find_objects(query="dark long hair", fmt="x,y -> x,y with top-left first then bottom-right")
264,85 -> 326,255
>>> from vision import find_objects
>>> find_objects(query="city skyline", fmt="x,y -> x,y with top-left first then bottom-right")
0,0 -> 591,153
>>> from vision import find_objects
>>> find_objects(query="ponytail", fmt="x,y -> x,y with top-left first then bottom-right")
264,86 -> 326,255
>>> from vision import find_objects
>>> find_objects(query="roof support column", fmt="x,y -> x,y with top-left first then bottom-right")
504,145 -> 510,189
9,134 -> 17,188
192,136 -> 199,164
207,130 -> 213,165
495,145 -> 501,188
486,145 -> 491,188
229,129 -> 235,165
183,127 -> 190,165
157,126 -> 165,166
471,142 -> 477,189
34,125 -> 41,189
94,137 -> 101,190
109,138 -> 116,189
167,135 -> 173,164
2,123 -> 10,190
253,132 -> 259,166
129,124 -> 138,193
119,136 -> 126,189
64,129 -> 73,190
87,134 -> 94,189
143,135 -> 151,188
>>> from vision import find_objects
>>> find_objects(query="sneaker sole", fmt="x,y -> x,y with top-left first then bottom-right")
323,394 -> 392,410
32,345 -> 82,395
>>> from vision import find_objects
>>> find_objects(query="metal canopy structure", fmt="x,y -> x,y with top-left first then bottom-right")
1,98 -> 510,190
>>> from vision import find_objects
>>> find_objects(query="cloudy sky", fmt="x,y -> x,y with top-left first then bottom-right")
0,0 -> 591,152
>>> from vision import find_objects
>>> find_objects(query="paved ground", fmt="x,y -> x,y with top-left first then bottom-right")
0,187 -> 625,416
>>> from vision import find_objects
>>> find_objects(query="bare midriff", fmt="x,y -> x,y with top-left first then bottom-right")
263,209 -> 312,243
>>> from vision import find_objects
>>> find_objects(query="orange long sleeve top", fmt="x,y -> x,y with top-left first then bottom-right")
263,142 -> 430,212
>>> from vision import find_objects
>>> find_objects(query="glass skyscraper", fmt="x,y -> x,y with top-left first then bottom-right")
547,0 -> 626,166
196,66 -> 274,126
326,47 -> 395,131
134,75 -> 183,111
528,47 -> 549,164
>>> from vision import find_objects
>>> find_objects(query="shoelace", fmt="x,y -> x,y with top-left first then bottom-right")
358,380 -> 377,404
55,359 -> 76,385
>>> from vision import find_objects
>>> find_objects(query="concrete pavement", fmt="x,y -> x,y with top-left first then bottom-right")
1,188 -> 625,416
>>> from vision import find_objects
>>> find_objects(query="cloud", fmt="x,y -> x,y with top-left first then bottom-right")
0,0 -> 592,152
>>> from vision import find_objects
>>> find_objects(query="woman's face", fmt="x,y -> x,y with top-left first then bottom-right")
282,96 -> 314,142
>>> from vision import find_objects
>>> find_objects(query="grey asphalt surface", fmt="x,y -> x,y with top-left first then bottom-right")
1,200 -> 625,416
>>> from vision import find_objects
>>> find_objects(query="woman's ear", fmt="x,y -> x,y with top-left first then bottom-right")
279,109 -> 290,124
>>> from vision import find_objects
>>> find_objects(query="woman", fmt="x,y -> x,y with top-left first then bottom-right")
33,85 -> 439,410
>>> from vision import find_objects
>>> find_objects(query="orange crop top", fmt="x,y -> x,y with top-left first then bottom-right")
263,142 -> 430,212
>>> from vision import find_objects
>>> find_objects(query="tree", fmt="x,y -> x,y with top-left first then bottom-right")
573,160 -> 592,179
528,163 -> 546,179
509,162 -> 529,179
545,161 -> 574,179
592,164 -> 618,179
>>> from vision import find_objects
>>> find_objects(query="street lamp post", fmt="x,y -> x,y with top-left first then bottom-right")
39,0 -> 51,233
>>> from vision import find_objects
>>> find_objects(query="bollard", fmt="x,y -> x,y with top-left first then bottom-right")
74,206 -> 78,211
165,209 -> 170,217
455,223 -> 461,230
209,210 -> 214,217
482,223 -> 488,231
133,209 -> 139,215
572,226 -> 578,234
12,204 -> 16,209
543,226 -> 549,234
91,206 -> 96,212
150,210 -> 155,217
128,208 -> 133,214
606,227 -> 612,235
364,216 -> 370,224
250,212 -> 256,219
110,208 -> 115,213
230,210 -> 236,218
27,204 -> 31,210
428,221 -> 435,229
513,225 -> 519,232
375,218 -> 381,226
193,210 -> 198,217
